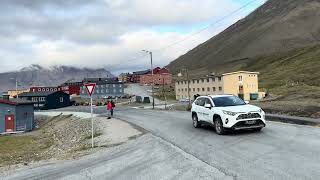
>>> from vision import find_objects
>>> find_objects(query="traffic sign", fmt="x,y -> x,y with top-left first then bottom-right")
84,83 -> 96,148
85,83 -> 96,97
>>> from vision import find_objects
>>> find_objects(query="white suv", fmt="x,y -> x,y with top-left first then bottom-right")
191,95 -> 266,135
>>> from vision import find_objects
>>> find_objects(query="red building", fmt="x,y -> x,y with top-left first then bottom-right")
132,70 -> 150,83
30,86 -> 61,93
140,67 -> 172,85
60,81 -> 83,95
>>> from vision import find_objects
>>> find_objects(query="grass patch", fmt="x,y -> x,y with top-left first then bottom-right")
0,135 -> 53,166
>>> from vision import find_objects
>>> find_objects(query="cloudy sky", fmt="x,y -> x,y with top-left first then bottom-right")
0,0 -> 266,74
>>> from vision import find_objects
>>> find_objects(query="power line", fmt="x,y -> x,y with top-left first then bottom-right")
153,0 -> 262,52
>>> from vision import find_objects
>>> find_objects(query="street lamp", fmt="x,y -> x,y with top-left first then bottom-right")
142,50 -> 155,109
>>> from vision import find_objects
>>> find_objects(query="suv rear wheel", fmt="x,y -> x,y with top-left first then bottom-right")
192,114 -> 201,128
215,117 -> 225,135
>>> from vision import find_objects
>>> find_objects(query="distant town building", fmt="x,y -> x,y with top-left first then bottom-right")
175,71 -> 263,101
7,89 -> 30,98
140,67 -> 172,85
80,78 -> 124,99
118,73 -> 131,83
19,91 -> 70,110
30,86 -> 61,93
60,80 -> 83,95
0,99 -> 34,134
132,70 -> 150,83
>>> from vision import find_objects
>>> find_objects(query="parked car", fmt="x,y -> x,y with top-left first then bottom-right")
191,95 -> 266,135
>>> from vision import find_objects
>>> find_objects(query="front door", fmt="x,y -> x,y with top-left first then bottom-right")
5,115 -> 14,132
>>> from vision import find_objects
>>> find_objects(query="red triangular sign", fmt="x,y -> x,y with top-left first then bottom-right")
85,83 -> 96,97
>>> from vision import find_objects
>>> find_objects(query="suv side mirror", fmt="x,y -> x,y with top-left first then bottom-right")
204,104 -> 212,109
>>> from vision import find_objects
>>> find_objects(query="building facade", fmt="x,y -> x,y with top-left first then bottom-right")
0,99 -> 34,134
139,67 -> 172,85
7,89 -> 30,98
175,71 -> 261,101
80,78 -> 124,99
175,75 -> 223,100
30,86 -> 61,93
132,70 -> 150,83
60,80 -> 83,95
19,91 -> 70,110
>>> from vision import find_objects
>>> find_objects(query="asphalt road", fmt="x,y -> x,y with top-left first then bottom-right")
2,106 -> 320,180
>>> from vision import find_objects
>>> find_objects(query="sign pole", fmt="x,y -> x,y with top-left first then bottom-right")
91,96 -> 94,148
84,83 -> 96,149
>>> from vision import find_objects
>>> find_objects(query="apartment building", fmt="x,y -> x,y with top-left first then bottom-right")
175,71 -> 262,101
175,75 -> 223,100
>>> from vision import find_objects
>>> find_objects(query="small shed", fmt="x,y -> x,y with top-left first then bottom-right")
19,91 -> 70,110
0,99 -> 34,134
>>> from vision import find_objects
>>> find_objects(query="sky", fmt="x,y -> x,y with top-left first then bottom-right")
0,0 -> 267,75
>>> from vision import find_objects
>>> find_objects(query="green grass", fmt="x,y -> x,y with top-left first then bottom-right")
0,135 -> 52,166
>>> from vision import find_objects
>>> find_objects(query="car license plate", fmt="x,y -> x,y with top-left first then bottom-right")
245,120 -> 256,125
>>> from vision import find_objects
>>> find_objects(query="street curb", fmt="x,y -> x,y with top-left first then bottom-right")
266,114 -> 320,126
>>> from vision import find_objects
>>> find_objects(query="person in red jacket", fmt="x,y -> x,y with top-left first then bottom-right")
107,101 -> 113,119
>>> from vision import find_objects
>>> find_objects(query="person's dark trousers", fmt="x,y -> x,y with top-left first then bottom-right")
111,109 -> 114,117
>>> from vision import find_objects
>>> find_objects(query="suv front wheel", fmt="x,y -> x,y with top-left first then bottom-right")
192,114 -> 201,128
215,117 -> 225,135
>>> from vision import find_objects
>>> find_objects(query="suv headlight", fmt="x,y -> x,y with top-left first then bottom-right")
223,110 -> 238,116
258,108 -> 264,113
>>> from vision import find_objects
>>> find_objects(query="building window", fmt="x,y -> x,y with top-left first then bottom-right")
185,88 -> 188,92
212,78 -> 215,82
207,87 -> 210,91
219,87 -> 222,91
181,89 -> 184,92
46,88 -> 49,91
218,77 -> 222,81
60,97 -> 64,103
193,80 -> 195,84
201,79 -> 204,83
38,88 -> 41,92
177,82 -> 180,85
239,76 -> 243,81
42,88 -> 45,91
119,89 -> 122,93
54,88 -> 57,91
197,80 -> 199,84
113,84 -> 116,88
119,84 -> 122,88
202,88 -> 205,92
197,88 -> 200,92
213,87 -> 216,91
193,88 -> 195,92
207,78 -> 210,82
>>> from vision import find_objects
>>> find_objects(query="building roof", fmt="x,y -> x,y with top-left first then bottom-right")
222,71 -> 259,76
133,70 -> 150,75
0,99 -> 34,106
19,91 -> 68,97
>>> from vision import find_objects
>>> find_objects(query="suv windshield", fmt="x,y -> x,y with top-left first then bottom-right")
212,96 -> 246,107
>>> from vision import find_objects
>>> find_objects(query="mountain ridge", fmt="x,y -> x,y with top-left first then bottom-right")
0,65 -> 114,92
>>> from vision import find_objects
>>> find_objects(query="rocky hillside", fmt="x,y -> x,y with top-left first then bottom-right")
168,0 -> 320,74
0,65 -> 113,92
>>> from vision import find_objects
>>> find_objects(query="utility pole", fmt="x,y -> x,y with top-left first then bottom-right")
143,50 -> 155,109
15,78 -> 18,98
182,68 -> 191,108
162,77 -> 167,109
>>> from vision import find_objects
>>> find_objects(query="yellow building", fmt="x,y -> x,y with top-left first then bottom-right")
7,89 -> 30,98
222,71 -> 260,101
175,71 -> 264,101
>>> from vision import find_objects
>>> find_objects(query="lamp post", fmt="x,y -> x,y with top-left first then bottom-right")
142,50 -> 155,109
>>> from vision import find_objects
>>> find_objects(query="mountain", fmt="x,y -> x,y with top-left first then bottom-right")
167,0 -> 320,98
0,65 -> 114,92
